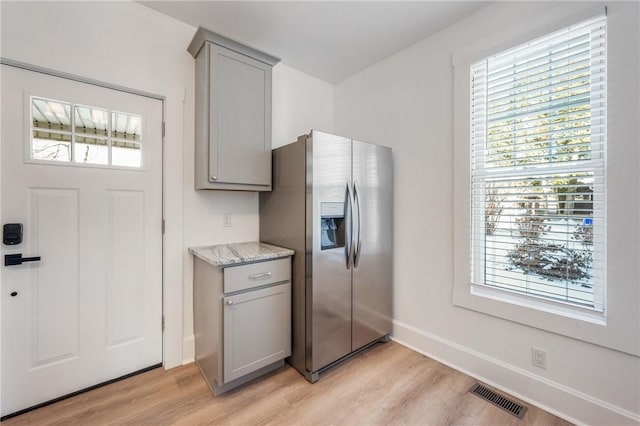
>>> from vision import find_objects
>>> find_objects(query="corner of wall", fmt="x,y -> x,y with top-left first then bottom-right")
182,334 -> 195,365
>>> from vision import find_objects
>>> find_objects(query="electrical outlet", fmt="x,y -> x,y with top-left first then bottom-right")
223,213 -> 231,227
531,347 -> 547,369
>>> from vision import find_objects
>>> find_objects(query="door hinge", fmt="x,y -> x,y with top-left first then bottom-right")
162,122 -> 166,137
162,316 -> 165,332
162,219 -> 165,234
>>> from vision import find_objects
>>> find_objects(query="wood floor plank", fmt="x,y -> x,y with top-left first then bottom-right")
1,342 -> 572,426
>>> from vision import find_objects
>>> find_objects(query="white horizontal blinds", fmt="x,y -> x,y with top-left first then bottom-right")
470,60 -> 488,284
470,15 -> 606,311
482,17 -> 606,172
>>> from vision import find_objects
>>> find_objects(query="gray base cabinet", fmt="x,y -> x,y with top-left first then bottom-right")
193,256 -> 291,395
188,28 -> 280,191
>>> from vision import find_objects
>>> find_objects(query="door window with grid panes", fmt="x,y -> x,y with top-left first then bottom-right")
31,97 -> 143,168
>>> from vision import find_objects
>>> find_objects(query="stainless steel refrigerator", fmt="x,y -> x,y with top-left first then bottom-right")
259,130 -> 392,382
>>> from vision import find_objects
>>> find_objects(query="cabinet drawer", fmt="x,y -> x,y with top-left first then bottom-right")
223,257 -> 290,293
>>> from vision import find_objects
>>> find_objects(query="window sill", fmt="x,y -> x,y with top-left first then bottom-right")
469,283 -> 606,326
452,273 -> 639,356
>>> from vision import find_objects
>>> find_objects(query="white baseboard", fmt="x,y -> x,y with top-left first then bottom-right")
392,320 -> 639,426
182,334 -> 195,365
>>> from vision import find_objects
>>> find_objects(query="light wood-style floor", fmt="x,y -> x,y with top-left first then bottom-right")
2,342 -> 572,425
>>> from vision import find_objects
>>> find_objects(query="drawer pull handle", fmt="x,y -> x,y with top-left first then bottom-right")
226,300 -> 234,305
249,272 -> 272,280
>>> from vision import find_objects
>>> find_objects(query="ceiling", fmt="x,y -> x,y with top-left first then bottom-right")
139,1 -> 490,84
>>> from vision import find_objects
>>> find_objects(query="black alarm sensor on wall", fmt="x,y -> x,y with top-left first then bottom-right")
3,223 -> 23,245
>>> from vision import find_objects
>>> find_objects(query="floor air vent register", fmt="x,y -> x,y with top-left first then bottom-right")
469,383 -> 528,419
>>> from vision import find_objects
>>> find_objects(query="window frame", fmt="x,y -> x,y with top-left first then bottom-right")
452,5 -> 640,356
25,93 -> 146,171
469,16 -> 606,313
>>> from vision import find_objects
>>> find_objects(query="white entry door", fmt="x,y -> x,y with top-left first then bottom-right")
1,65 -> 163,417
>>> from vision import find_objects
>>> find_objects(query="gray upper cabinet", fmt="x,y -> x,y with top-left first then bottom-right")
188,28 -> 280,191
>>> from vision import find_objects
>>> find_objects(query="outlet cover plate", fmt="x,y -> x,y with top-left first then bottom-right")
531,347 -> 547,369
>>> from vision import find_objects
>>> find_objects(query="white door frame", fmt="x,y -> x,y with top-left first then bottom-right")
0,58 -> 180,374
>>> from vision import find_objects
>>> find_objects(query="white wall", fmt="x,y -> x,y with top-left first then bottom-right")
0,1 -> 335,370
334,2 -> 639,424
273,63 -> 335,148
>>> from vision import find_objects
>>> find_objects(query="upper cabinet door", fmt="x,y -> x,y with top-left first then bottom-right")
190,27 -> 279,191
209,44 -> 272,188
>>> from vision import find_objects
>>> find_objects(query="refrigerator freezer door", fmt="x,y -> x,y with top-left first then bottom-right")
308,131 -> 353,373
351,140 -> 393,351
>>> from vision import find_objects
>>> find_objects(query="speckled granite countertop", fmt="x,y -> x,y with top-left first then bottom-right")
189,241 -> 294,268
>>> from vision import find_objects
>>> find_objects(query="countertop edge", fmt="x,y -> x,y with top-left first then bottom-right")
189,242 -> 294,268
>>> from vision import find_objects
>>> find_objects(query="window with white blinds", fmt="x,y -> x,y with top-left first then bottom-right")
470,16 -> 606,311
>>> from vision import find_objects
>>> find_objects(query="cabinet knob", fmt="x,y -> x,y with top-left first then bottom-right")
226,300 -> 234,305
211,175 -> 218,181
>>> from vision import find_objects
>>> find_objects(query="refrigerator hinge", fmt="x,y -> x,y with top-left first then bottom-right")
162,122 -> 166,137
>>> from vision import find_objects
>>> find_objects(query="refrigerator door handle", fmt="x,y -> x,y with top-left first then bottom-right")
344,181 -> 353,269
353,181 -> 362,268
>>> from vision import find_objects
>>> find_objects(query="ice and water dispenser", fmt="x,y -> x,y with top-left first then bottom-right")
320,202 -> 345,250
